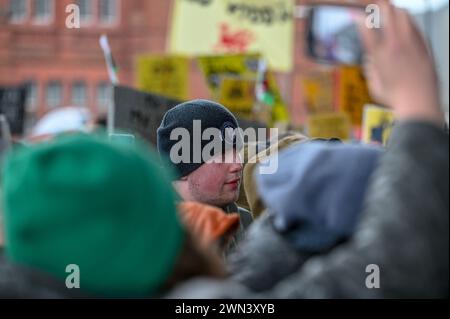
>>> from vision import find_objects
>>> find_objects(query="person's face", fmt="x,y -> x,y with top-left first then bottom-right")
185,149 -> 243,208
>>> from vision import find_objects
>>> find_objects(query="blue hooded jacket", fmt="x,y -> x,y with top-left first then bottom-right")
257,142 -> 382,252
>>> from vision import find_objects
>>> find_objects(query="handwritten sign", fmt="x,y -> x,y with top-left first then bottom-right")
336,66 -> 372,127
170,0 -> 295,72
136,55 -> 189,101
219,77 -> 256,115
308,113 -> 351,141
0,85 -> 26,135
114,86 -> 181,145
302,69 -> 335,114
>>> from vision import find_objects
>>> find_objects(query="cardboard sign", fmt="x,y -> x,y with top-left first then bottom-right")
362,104 -> 395,146
136,55 -> 189,101
218,77 -> 256,115
114,86 -> 181,145
0,85 -> 26,135
198,53 -> 260,93
336,66 -> 372,127
170,0 -> 295,72
302,69 -> 335,114
308,113 -> 351,141
198,53 -> 289,123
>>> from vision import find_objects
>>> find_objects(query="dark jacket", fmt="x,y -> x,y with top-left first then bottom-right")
167,121 -> 448,299
227,143 -> 382,291
267,122 -> 449,298
227,213 -> 312,292
0,251 -> 88,298
224,203 -> 253,248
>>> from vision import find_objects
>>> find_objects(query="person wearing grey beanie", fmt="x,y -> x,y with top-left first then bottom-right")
157,100 -> 253,248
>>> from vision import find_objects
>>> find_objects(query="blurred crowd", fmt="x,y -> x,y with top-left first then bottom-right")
0,2 -> 448,299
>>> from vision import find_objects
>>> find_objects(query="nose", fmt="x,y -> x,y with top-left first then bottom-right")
229,150 -> 243,173
229,160 -> 243,174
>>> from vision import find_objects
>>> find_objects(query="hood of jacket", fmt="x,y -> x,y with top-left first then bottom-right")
257,142 -> 383,252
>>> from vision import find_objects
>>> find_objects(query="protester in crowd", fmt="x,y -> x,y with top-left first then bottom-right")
242,133 -> 342,219
157,100 -> 253,245
242,133 -> 308,219
178,202 -> 240,257
0,134 -> 228,298
262,1 -> 448,298
26,106 -> 94,144
228,142 -> 382,291
235,140 -> 278,212
166,1 -> 448,298
1,0 -> 446,300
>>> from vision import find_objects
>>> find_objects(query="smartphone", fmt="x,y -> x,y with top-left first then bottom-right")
306,4 -> 366,65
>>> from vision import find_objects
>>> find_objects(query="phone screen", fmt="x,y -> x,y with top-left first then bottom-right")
307,5 -> 365,65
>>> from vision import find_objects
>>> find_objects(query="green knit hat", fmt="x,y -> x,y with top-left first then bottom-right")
1,134 -> 184,297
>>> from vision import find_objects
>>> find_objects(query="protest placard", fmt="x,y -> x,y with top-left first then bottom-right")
0,85 -> 26,135
308,112 -> 351,141
114,86 -> 181,145
136,55 -> 189,101
170,0 -> 295,72
218,76 -> 256,116
198,53 -> 289,123
362,104 -> 395,146
336,66 -> 372,127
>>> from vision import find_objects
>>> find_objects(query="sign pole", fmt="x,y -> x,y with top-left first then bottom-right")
99,34 -> 119,136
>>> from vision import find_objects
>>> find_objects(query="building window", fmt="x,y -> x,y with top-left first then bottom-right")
25,81 -> 38,112
33,0 -> 53,23
99,0 -> 119,25
46,81 -> 62,109
96,82 -> 111,112
71,81 -> 87,106
9,0 -> 27,23
78,0 -> 93,23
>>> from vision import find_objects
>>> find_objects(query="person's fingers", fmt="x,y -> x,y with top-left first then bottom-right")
398,7 -> 437,71
378,0 -> 397,45
363,56 -> 375,78
357,14 -> 378,54
364,60 -> 385,104
397,8 -> 416,42
403,9 -> 433,59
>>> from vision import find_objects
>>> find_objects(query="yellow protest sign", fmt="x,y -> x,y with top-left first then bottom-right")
170,0 -> 295,72
302,69 -> 335,113
362,104 -> 395,146
266,71 -> 290,123
136,55 -> 189,100
219,77 -> 256,114
336,66 -> 372,127
198,53 -> 260,93
308,113 -> 351,141
198,53 -> 289,124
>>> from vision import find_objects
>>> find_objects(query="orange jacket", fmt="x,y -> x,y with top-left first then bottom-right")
178,202 -> 240,250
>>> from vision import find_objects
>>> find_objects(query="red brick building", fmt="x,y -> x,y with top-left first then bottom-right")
0,0 -> 179,130
0,0 -> 368,134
